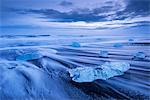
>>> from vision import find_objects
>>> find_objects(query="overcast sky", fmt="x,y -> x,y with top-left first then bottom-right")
0,0 -> 150,34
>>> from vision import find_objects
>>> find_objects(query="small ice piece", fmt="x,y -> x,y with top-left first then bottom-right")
128,39 -> 134,41
16,52 -> 42,61
80,35 -> 84,37
113,43 -> 123,48
99,50 -> 108,57
71,42 -> 81,47
133,52 -> 146,59
68,62 -> 130,83
97,38 -> 101,40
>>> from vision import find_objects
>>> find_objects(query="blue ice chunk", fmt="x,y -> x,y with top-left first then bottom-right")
101,62 -> 130,72
80,35 -> 84,37
128,39 -> 134,41
69,67 -> 96,82
133,52 -> 146,59
16,52 -> 42,61
113,43 -> 123,48
71,42 -> 81,47
68,62 -> 130,83
99,50 -> 108,57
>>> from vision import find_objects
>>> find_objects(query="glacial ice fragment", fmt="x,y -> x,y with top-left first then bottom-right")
68,62 -> 130,83
16,52 -> 42,61
71,42 -> 81,47
99,50 -> 108,57
113,43 -> 123,48
128,39 -> 134,41
133,52 -> 146,59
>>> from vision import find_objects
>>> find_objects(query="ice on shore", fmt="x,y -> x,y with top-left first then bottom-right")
68,62 -> 130,83
16,52 -> 42,61
113,43 -> 123,48
99,50 -> 108,57
133,52 -> 146,59
0,48 -> 57,61
71,42 -> 81,47
16,48 -> 58,61
128,39 -> 134,41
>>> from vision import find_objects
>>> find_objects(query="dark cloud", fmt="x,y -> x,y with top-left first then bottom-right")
126,0 -> 150,15
114,0 -> 150,20
92,6 -> 113,15
59,1 -> 73,7
10,8 -> 106,22
9,0 -> 150,23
